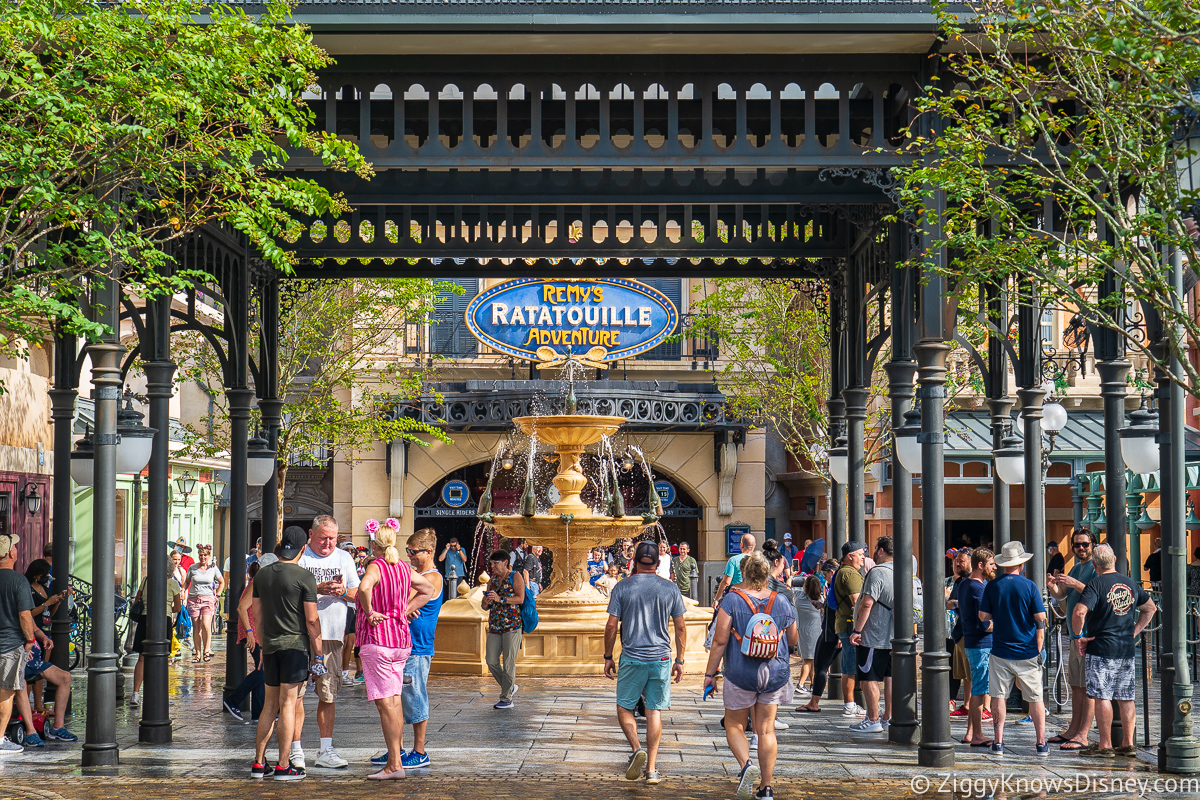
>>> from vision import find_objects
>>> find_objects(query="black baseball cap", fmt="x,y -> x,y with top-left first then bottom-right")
279,526 -> 308,559
635,541 -> 659,565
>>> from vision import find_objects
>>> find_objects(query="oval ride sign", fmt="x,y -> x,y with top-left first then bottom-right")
465,278 -> 678,362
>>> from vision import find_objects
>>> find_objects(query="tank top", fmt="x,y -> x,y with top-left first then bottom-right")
356,559 -> 413,650
409,568 -> 443,657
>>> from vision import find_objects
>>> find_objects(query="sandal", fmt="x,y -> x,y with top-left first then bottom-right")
1047,734 -> 1072,744
192,656 -> 201,664
969,740 -> 994,748
1059,740 -> 1088,751
203,652 -> 213,662
794,706 -> 821,713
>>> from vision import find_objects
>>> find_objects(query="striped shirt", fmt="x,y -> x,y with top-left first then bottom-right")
356,559 -> 413,650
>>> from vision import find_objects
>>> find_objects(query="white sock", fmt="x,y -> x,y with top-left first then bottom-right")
291,741 -> 303,754
320,737 -> 332,752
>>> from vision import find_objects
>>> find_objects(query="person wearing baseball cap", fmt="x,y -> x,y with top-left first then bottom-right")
780,533 -> 799,569
0,533 -> 43,753
250,526 -> 323,780
604,539 -> 687,786
832,541 -> 867,717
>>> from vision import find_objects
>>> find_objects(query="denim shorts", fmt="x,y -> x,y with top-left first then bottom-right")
838,632 -> 857,675
615,654 -> 671,711
965,646 -> 991,696
402,654 -> 432,724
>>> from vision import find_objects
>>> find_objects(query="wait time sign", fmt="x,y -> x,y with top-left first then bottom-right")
464,278 -> 678,363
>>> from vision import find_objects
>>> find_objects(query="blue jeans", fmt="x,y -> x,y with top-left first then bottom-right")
227,644 -> 264,719
402,654 -> 432,724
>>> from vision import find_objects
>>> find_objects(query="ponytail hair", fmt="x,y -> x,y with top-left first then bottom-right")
376,523 -> 402,565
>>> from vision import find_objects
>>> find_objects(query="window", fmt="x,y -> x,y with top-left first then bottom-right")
432,279 -> 480,357
636,279 -> 682,360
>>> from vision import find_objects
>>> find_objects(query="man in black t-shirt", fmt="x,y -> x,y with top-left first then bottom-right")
1073,543 -> 1156,757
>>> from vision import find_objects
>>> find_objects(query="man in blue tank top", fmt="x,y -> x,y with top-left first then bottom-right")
370,528 -> 443,770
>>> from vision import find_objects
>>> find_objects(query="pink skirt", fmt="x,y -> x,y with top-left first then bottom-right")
359,644 -> 412,701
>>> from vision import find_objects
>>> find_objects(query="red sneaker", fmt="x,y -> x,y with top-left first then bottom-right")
981,709 -> 993,720
950,705 -> 969,717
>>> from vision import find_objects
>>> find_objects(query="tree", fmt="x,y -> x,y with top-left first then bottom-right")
0,0 -> 368,357
894,0 -> 1200,391
169,278 -> 457,536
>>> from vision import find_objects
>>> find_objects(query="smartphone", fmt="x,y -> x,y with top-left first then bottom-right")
792,558 -> 802,573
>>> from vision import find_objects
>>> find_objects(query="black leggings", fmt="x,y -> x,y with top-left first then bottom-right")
810,634 -> 842,699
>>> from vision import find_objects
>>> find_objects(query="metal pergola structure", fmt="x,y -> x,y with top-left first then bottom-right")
47,2 -> 1200,774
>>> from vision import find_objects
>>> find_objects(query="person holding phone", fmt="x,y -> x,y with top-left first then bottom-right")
439,538 -> 468,590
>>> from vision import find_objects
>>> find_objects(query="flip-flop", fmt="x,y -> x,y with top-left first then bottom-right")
1047,734 -> 1072,744
969,740 -> 994,748
794,707 -> 821,713
1059,740 -> 1088,751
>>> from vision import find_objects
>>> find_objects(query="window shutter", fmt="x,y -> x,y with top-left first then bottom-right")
433,279 -> 479,357
637,278 -> 682,360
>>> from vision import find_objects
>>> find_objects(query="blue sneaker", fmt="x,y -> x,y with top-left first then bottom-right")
1036,742 -> 1050,757
989,741 -> 1004,756
23,732 -> 44,748
400,750 -> 430,769
369,751 -> 397,765
1015,714 -> 1032,724
493,700 -> 514,710
46,726 -> 78,742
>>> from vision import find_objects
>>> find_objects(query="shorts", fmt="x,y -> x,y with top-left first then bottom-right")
838,632 -> 857,675
263,649 -> 310,687
723,679 -> 794,710
952,639 -> 970,681
966,646 -> 991,696
186,593 -> 217,618
1067,639 -> 1086,688
314,640 -> 344,703
23,644 -> 50,684
344,607 -> 356,636
615,655 -> 672,711
1085,654 -> 1136,701
132,614 -> 170,655
359,644 -> 412,702
988,654 -> 1043,703
0,647 -> 25,691
857,646 -> 891,682
402,654 -> 432,724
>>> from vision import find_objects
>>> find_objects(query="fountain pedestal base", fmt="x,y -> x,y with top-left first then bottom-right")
432,586 -> 714,677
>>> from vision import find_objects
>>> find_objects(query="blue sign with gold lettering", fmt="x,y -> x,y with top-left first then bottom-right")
465,278 -> 678,362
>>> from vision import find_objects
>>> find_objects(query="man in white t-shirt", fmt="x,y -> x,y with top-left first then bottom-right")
296,515 -> 360,770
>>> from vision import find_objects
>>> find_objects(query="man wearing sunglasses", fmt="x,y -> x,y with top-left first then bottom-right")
1047,529 -> 1098,750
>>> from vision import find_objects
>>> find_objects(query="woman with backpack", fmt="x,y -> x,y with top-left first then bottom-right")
703,552 -> 799,800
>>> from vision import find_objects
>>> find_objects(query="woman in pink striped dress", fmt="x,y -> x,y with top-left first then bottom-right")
356,523 -> 437,780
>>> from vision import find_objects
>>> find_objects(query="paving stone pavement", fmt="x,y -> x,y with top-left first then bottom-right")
1,645 -> 1194,799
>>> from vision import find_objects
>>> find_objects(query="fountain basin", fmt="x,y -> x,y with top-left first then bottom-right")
512,415 -> 625,448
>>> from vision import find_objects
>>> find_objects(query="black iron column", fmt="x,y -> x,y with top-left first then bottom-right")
915,188 -> 954,769
986,281 -> 1014,549
140,288 -> 174,744
82,272 -> 122,768
887,240 -> 919,746
1162,244 -> 1200,773
828,282 -> 848,557
1016,282 -> 1046,594
1095,248 -> 1132,572
48,329 -> 77,671
223,261 -> 252,695
844,245 -> 868,552
258,274 -> 281,554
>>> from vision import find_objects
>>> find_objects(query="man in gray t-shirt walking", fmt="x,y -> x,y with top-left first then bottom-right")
849,536 -> 895,733
604,541 -> 687,786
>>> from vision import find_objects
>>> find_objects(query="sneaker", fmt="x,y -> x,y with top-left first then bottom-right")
1016,714 -> 1032,724
129,691 -> 140,707
511,684 -> 519,698
841,704 -> 867,718
353,675 -> 366,684
755,788 -> 774,799
400,750 -> 430,769
849,718 -> 884,733
644,770 -> 661,785
290,748 -> 306,770
494,700 -> 514,709
45,726 -> 77,742
250,762 -> 268,779
748,733 -> 759,749
774,719 -> 789,730
23,733 -> 43,748
370,751 -> 393,765
315,748 -> 349,768
950,705 -> 969,717
272,765 -> 306,781
223,699 -> 245,722
736,762 -> 760,800
341,674 -> 354,687
0,737 -> 22,755
990,741 -> 1004,756
881,719 -> 890,730
1036,742 -> 1050,757
981,709 -> 993,720
625,748 -> 648,780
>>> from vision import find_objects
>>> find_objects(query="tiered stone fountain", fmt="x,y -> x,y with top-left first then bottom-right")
431,372 -> 712,676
